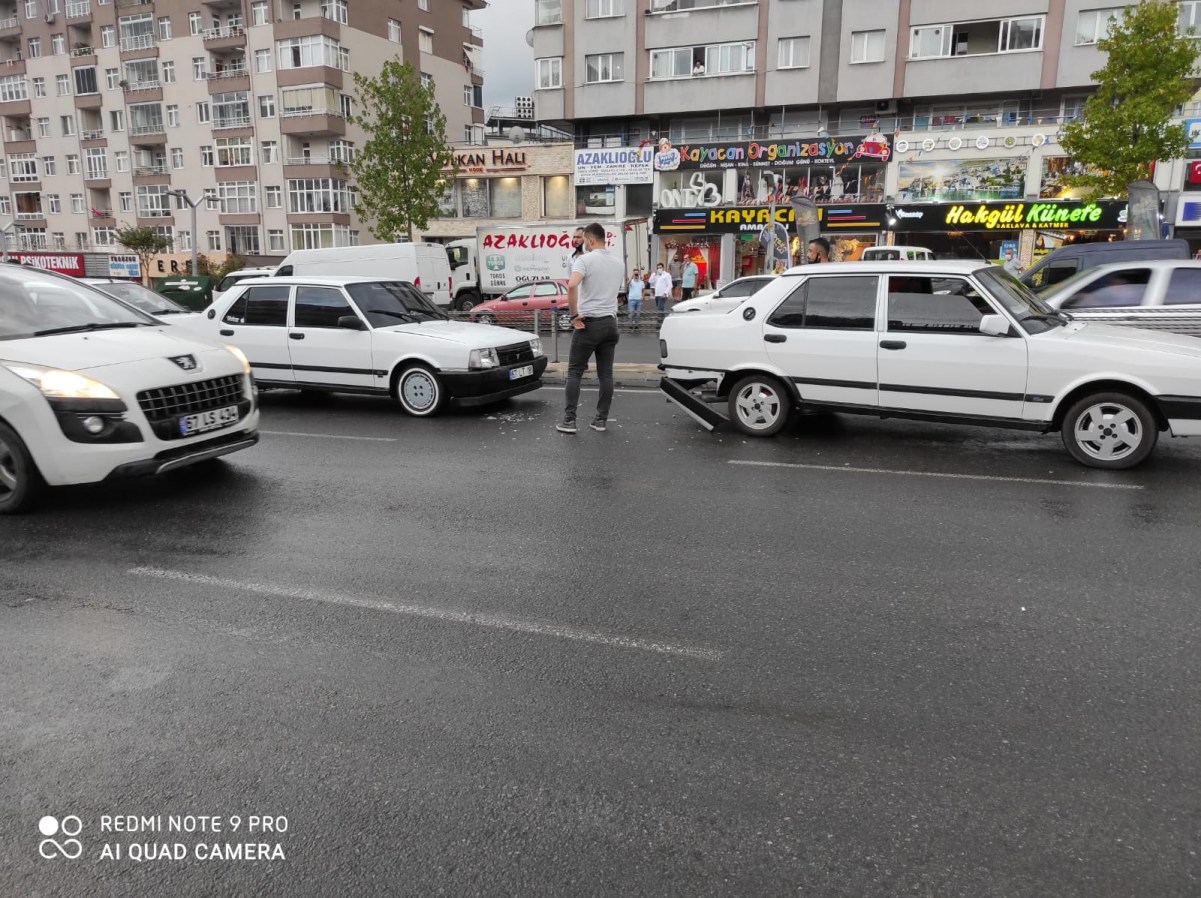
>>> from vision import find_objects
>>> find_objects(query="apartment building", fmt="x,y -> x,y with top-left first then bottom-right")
0,0 -> 486,263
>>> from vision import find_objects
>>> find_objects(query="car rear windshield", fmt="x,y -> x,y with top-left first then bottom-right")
345,281 -> 449,327
1,268 -> 155,340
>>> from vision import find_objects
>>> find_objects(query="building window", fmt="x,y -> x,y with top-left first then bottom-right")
216,137 -> 254,167
197,102 -> 210,124
543,175 -> 572,218
162,61 -> 175,83
136,184 -> 171,218
60,115 -> 75,136
258,95 -> 276,117
320,0 -> 347,24
535,57 -> 562,89
193,57 -> 207,80
586,0 -> 623,18
212,91 -> 251,129
23,0 -> 35,18
1000,17 -> 1043,51
31,77 -> 45,98
105,68 -> 119,90
778,36 -> 810,69
267,229 -> 285,252
177,230 -> 191,251
226,226 -> 260,255
74,66 -> 98,95
418,0 -> 430,10
158,16 -> 171,40
51,34 -> 65,55
265,185 -> 282,208
36,117 -> 51,138
261,140 -> 279,164
70,194 -> 85,213
329,139 -> 354,164
277,35 -> 343,69
585,52 -> 623,83
84,147 -> 107,180
118,13 -> 154,52
203,188 -> 218,209
100,25 -> 114,48
200,146 -> 214,166
114,151 -> 129,172
419,29 -> 433,54
219,181 -> 257,214
290,223 -> 351,250
287,178 -> 353,213
251,2 -> 268,27
0,75 -> 28,102
110,109 -> 125,132
851,29 -> 886,64
535,0 -> 562,26
189,12 -> 202,35
42,156 -> 55,176
47,193 -> 62,213
1180,2 -> 1201,36
207,230 -> 222,252
9,155 -> 38,183
166,104 -> 179,127
388,19 -> 401,43
650,43 -> 754,78
255,48 -> 272,73
27,37 -> 40,58
910,17 -> 1044,59
56,74 -> 71,96
170,147 -> 184,168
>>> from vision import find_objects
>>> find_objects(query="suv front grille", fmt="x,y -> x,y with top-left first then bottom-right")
137,375 -> 244,422
497,342 -> 535,366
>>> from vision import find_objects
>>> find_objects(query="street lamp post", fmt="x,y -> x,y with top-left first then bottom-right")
166,189 -> 201,276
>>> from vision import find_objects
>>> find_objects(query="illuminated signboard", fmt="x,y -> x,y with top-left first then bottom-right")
889,200 -> 1128,232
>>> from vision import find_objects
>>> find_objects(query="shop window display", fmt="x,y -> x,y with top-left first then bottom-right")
734,163 -> 885,205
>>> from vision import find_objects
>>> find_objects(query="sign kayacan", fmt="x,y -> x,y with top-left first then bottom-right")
890,200 -> 1129,232
654,205 -> 887,234
653,134 -> 892,172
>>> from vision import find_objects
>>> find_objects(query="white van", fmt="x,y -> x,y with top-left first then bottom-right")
860,246 -> 935,262
274,243 -> 454,308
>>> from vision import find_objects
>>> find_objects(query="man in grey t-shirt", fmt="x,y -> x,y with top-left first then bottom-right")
558,222 -> 624,434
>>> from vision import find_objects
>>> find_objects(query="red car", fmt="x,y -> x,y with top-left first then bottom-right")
469,280 -> 572,329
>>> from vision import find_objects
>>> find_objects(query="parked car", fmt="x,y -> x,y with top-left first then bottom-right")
0,266 -> 259,513
81,278 -> 204,325
194,276 -> 547,416
1021,239 -> 1190,293
1038,260 -> 1201,338
659,260 -> 1201,469
213,267 -> 277,304
468,280 -> 571,329
672,276 -> 775,314
860,246 -> 936,262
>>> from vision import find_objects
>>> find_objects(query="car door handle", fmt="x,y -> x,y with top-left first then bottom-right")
219,329 -> 234,336
880,340 -> 907,350
289,333 -> 305,340
764,334 -> 787,343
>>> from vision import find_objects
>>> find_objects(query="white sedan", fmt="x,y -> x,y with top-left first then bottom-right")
187,276 -> 547,416
0,266 -> 259,513
659,261 -> 1201,469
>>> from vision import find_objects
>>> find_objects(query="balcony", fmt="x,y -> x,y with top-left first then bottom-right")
203,25 -> 246,51
124,79 -> 160,92
80,129 -> 104,140
84,170 -> 109,182
16,211 -> 44,221
0,16 -> 18,32
119,33 -> 155,53
134,163 -> 167,175
71,46 -> 96,58
66,0 -> 91,17
130,122 -> 166,137
212,115 -> 252,130
89,207 -> 114,221
280,111 -> 346,137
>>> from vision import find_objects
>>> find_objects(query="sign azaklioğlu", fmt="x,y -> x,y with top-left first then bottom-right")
889,200 -> 1129,232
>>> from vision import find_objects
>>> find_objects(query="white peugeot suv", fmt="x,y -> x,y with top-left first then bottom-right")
1,266 -> 259,513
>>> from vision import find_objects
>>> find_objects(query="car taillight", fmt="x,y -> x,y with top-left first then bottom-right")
413,276 -> 421,288
449,275 -> 453,289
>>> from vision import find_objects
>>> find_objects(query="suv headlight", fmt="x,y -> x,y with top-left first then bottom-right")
469,347 -> 499,369
529,337 -> 542,357
1,362 -> 120,400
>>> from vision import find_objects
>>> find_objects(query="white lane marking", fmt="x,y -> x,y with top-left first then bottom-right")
728,459 -> 1143,490
128,567 -> 724,662
263,430 -> 398,442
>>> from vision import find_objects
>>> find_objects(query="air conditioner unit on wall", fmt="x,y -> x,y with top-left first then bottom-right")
876,100 -> 897,114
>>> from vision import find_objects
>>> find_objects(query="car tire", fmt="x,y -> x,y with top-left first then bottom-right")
1060,391 -> 1158,469
395,365 -> 448,417
727,375 -> 791,437
476,313 -> 496,326
0,422 -> 44,514
456,291 -> 481,313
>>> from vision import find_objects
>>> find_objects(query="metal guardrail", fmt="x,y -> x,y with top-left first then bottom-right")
0,17 -> 18,29
119,34 -> 155,52
212,116 -> 252,130
203,25 -> 245,41
130,123 -> 166,136
66,1 -> 91,17
71,46 -> 95,57
80,129 -> 104,140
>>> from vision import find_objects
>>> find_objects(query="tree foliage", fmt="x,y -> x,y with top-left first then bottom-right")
1060,0 -> 1199,198
348,59 -> 456,241
116,226 -> 171,285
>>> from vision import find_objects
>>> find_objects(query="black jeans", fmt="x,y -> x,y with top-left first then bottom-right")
564,316 -> 619,422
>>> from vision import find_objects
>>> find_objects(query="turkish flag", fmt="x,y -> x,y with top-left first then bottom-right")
1188,160 -> 1201,184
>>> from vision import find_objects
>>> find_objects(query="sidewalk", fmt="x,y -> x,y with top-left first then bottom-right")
541,362 -> 662,388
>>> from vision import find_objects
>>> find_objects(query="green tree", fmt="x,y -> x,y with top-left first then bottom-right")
116,226 -> 171,285
348,59 -> 456,241
1060,0 -> 1199,198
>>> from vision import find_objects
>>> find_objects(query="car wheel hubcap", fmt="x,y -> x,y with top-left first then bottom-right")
0,439 -> 18,496
735,383 -> 781,430
403,373 -> 437,411
1074,402 -> 1142,461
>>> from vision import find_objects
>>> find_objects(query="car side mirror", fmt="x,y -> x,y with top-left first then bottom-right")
979,314 -> 1013,337
337,315 -> 366,331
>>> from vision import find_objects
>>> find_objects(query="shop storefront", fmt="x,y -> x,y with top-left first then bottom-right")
652,203 -> 888,284
887,199 -> 1129,263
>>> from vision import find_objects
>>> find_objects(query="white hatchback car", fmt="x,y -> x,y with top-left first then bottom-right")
659,260 -> 1201,469
191,277 -> 548,416
1,266 -> 259,513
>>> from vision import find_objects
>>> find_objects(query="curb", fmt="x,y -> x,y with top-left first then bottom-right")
541,363 -> 662,388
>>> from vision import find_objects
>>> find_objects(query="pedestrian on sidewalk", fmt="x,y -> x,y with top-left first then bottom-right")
627,268 -> 646,328
669,253 -> 684,301
650,263 -> 672,323
558,222 -> 625,435
680,256 -> 700,301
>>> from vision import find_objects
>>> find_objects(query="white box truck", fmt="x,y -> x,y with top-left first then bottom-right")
447,221 -> 648,311
275,243 -> 454,307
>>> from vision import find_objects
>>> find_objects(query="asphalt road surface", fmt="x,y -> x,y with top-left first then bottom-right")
3,387 -> 1201,897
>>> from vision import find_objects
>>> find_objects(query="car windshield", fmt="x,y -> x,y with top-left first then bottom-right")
975,266 -> 1063,334
1,268 -> 156,340
93,281 -> 190,315
345,281 -> 449,326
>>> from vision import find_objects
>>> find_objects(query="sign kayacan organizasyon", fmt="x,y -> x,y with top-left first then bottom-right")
574,146 -> 654,186
889,200 -> 1129,232
652,134 -> 892,172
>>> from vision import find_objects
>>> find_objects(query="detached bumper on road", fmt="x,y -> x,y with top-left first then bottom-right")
442,357 -> 549,407
660,376 -> 727,432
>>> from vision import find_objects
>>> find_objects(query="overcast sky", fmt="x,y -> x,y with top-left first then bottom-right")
473,2 -> 535,109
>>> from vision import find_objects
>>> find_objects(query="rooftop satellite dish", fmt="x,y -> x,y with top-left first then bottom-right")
525,29 -> 534,47
508,126 -> 526,143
